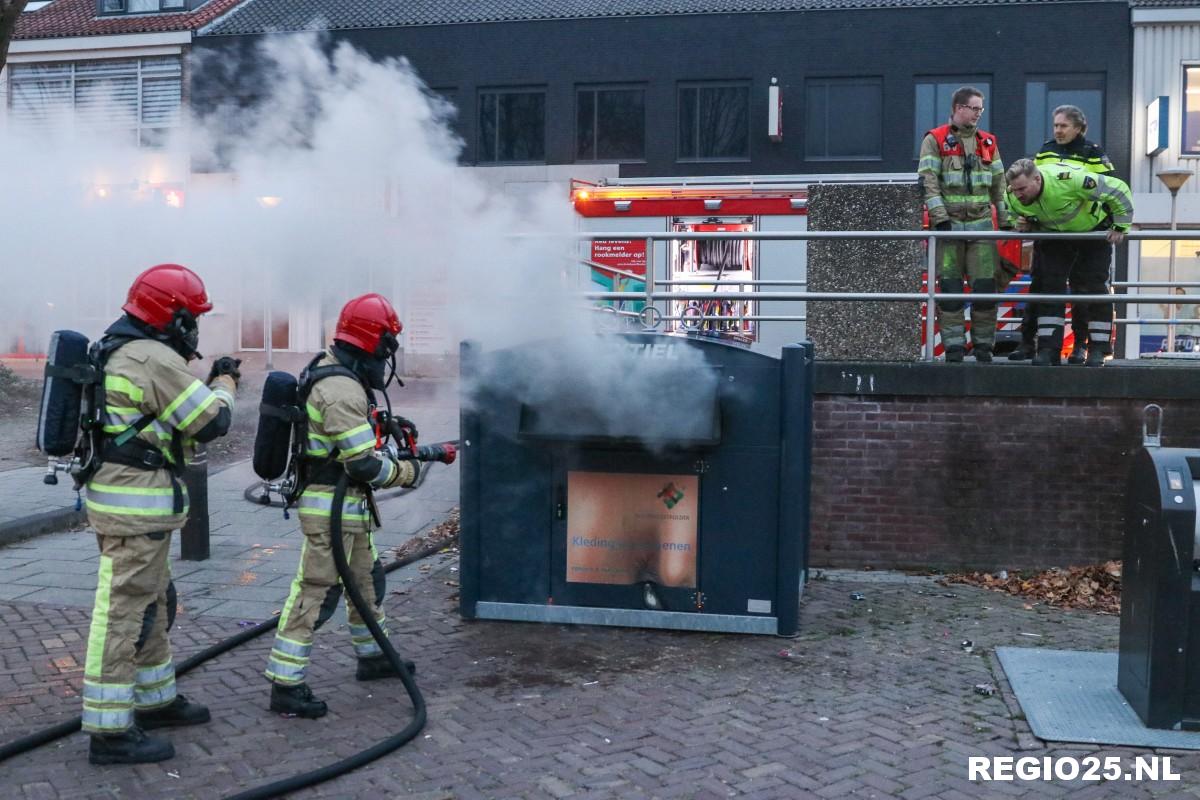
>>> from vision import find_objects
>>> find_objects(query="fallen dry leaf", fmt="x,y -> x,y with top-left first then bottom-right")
941,560 -> 1122,614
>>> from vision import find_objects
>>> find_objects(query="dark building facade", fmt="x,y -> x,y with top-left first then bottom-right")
193,0 -> 1134,178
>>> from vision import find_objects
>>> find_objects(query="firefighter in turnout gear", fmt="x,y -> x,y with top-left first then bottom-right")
1005,158 -> 1134,366
1007,104 -> 1117,362
264,293 -> 450,719
83,264 -> 238,765
919,86 -> 1011,363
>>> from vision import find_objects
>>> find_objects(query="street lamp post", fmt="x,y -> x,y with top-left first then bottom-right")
1157,169 -> 1192,353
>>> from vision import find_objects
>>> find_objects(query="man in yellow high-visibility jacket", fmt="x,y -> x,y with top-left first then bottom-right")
1005,159 -> 1134,366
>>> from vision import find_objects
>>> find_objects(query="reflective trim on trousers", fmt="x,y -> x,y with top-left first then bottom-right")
265,654 -> 308,686
271,634 -> 313,660
82,680 -> 135,734
82,706 -> 133,733
349,619 -> 385,658
265,634 -> 312,685
134,676 -> 176,709
83,679 -> 135,704
134,660 -> 177,709
1088,322 -> 1113,343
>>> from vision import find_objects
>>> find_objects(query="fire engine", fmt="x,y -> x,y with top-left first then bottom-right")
571,176 -> 1045,359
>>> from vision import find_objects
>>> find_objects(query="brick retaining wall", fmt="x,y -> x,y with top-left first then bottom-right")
808,362 -> 1200,571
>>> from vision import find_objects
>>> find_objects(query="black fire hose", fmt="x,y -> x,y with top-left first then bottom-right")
0,476 -> 443,780
224,473 -> 426,800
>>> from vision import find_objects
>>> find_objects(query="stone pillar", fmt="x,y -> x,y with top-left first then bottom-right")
806,183 -> 924,361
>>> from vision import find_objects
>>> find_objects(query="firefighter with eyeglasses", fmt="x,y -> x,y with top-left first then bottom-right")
919,86 -> 1011,363
83,264 -> 239,765
264,293 -> 455,719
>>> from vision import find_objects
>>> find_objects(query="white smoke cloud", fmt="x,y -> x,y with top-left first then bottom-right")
0,34 -> 717,443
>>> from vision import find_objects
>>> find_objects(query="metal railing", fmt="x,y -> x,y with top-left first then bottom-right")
575,229 -> 1200,361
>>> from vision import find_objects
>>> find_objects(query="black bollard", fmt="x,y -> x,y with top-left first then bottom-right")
180,444 -> 210,561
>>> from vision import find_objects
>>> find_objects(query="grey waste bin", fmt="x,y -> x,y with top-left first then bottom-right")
1119,447 -> 1200,730
458,333 -> 813,636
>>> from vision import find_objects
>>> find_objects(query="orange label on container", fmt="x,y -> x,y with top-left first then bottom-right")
566,471 -> 699,588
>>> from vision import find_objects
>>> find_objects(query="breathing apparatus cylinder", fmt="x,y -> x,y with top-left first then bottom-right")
253,371 -> 300,481
36,330 -> 92,458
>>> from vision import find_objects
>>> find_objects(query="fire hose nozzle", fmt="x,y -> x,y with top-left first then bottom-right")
414,442 -> 457,465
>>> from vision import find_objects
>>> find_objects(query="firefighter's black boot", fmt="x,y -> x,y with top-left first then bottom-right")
88,726 -> 174,766
1085,348 -> 1108,368
270,682 -> 328,719
356,655 -> 416,682
1067,343 -> 1087,365
973,344 -> 993,363
945,346 -> 965,363
134,695 -> 211,730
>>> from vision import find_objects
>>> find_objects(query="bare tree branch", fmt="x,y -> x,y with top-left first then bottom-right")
0,0 -> 30,76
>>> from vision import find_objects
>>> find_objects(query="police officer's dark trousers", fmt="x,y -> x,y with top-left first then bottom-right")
1033,238 -> 1114,361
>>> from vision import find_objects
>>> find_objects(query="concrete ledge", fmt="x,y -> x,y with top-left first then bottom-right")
0,507 -> 87,548
816,361 -> 1200,399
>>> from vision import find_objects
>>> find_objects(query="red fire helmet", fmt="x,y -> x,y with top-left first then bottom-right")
334,293 -> 403,356
122,264 -> 213,331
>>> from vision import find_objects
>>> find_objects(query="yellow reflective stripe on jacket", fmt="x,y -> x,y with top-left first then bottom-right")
306,402 -> 324,424
369,457 -> 396,488
211,387 -> 235,409
159,379 -> 214,431
305,431 -> 332,457
333,423 -> 375,459
85,483 -> 184,516
102,407 -> 143,434
104,375 -> 144,403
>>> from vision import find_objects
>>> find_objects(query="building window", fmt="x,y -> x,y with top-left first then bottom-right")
478,89 -> 545,163
1184,66 -> 1200,155
100,0 -> 187,11
1024,75 -> 1104,155
913,78 -> 991,156
577,86 -> 645,162
7,56 -> 182,148
101,0 -> 186,12
805,77 -> 882,161
678,82 -> 750,161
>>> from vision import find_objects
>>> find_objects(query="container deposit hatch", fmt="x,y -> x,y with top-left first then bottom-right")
458,333 -> 813,636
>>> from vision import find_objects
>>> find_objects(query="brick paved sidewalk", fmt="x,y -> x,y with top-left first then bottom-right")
4,564 -> 1200,800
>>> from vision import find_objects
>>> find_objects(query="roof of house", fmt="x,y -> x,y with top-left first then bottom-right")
14,0 -> 246,39
199,0 -> 1127,37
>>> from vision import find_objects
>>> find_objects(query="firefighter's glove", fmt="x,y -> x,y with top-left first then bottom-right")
934,221 -> 952,232
386,416 -> 419,446
415,443 -> 457,465
208,356 -> 242,385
